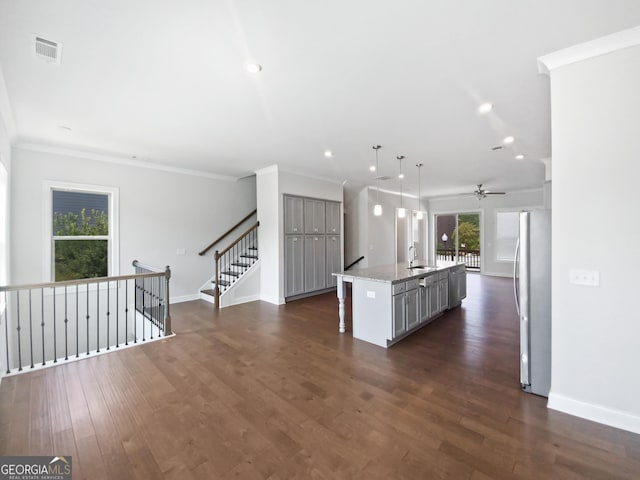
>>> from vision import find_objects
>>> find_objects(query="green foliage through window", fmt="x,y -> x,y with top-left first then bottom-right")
53,208 -> 109,280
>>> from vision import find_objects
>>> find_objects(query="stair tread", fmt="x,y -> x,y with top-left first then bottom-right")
231,262 -> 251,267
240,255 -> 258,259
222,270 -> 240,277
212,279 -> 230,286
248,247 -> 258,250
201,289 -> 215,297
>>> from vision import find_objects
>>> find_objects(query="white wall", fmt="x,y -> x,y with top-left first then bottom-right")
427,189 -> 544,276
10,146 -> 256,300
547,44 -> 640,433
256,166 -> 280,304
256,165 -> 343,305
345,187 -> 368,268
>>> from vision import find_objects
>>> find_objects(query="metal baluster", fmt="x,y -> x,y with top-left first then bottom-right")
96,282 -> 100,352
4,291 -> 10,374
116,280 -> 120,348
16,291 -> 22,371
106,281 -> 110,350
150,277 -> 154,340
41,288 -> 46,366
142,277 -> 146,341
125,280 -> 129,346
28,290 -> 34,368
86,285 -> 90,355
76,285 -> 79,358
133,278 -> 137,344
53,286 -> 57,363
64,285 -> 68,360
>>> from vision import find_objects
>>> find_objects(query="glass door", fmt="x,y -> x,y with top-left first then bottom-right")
435,213 -> 480,270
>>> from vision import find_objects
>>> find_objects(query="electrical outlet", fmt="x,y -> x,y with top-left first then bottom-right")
569,269 -> 599,286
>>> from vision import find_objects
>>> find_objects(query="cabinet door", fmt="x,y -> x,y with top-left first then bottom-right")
406,288 -> 420,330
304,199 -> 325,234
325,235 -> 341,288
438,279 -> 449,312
429,284 -> 439,317
325,201 -> 341,234
419,286 -> 429,322
285,236 -> 304,297
304,236 -> 326,292
284,196 -> 304,234
392,293 -> 406,338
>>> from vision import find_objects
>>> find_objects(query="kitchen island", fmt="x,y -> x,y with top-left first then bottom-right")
334,262 -> 466,348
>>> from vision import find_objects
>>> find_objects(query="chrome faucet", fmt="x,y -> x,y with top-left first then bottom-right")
408,245 -> 414,268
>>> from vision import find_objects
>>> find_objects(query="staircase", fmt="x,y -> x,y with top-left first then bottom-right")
201,245 -> 258,298
199,220 -> 259,308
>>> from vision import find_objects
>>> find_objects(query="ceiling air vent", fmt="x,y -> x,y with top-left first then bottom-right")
35,36 -> 62,64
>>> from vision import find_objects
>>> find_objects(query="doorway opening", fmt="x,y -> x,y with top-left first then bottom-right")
435,213 -> 481,271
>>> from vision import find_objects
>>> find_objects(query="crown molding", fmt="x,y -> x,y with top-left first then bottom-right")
14,141 -> 239,181
538,26 -> 640,75
254,164 -> 279,176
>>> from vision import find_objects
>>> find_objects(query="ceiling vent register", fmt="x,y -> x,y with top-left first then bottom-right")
35,36 -> 62,64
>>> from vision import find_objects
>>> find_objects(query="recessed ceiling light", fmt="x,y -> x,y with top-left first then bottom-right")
324,150 -> 333,158
398,173 -> 405,179
369,165 -> 376,172
246,63 -> 262,73
478,102 -> 493,114
503,136 -> 515,144
515,154 -> 525,160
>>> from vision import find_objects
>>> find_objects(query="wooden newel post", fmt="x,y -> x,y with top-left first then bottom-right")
164,266 -> 172,335
214,250 -> 220,309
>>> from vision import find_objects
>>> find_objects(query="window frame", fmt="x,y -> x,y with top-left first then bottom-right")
43,181 -> 119,282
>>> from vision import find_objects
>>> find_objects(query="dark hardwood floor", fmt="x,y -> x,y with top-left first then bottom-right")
1,274 -> 639,479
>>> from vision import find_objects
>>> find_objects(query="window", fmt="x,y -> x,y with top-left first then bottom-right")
45,182 -> 119,281
495,211 -> 519,261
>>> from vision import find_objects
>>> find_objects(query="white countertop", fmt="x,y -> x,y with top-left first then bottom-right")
333,261 -> 464,284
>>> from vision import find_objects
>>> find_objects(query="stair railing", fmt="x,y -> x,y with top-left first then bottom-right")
199,209 -> 257,256
345,255 -> 365,270
214,221 -> 259,308
0,261 -> 171,375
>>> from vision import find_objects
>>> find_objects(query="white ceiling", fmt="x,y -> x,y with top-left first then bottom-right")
1,1 -> 639,197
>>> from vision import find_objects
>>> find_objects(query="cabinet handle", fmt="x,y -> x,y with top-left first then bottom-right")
293,228 -> 297,231
314,228 -> 318,232
315,237 -> 319,241
293,238 -> 298,242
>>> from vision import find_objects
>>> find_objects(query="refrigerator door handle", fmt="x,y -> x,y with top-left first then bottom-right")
513,238 -> 520,317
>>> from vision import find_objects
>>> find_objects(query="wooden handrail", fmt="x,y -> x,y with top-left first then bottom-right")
199,209 -> 257,256
215,222 -> 260,259
345,255 -> 365,271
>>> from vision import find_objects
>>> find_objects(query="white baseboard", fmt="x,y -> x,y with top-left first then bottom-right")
548,391 -> 640,435
170,294 -> 200,304
260,294 -> 285,305
221,294 -> 261,308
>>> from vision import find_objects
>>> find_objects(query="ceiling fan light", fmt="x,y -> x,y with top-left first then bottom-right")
478,102 -> 493,114
374,204 -> 383,216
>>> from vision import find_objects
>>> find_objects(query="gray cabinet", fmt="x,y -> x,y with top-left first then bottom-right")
304,199 -> 325,234
391,280 -> 419,339
325,201 -> 341,234
285,236 -> 304,296
284,196 -> 304,234
304,236 -> 326,292
325,235 -> 340,288
284,195 -> 342,299
437,273 -> 449,313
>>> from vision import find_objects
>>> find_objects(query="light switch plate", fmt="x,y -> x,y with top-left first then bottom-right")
366,291 -> 376,299
569,269 -> 599,286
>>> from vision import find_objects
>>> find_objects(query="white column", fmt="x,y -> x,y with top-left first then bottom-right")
337,277 -> 346,333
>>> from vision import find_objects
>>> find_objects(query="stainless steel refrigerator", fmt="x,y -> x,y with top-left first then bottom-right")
514,210 -> 551,397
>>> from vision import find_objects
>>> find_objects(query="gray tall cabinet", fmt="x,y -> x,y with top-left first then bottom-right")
284,195 -> 341,299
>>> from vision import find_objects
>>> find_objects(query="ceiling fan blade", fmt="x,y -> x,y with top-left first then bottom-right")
484,191 -> 506,195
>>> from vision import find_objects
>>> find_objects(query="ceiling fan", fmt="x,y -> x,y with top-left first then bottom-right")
469,184 -> 506,199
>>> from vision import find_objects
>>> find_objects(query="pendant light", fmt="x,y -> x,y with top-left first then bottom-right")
397,155 -> 406,218
372,145 -> 382,216
416,163 -> 424,220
